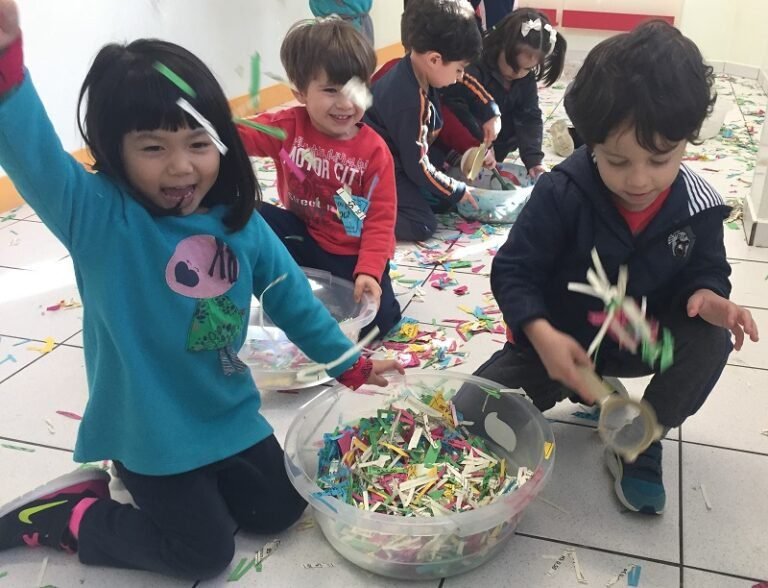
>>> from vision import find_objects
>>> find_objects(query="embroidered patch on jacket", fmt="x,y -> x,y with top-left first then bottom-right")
667,228 -> 694,258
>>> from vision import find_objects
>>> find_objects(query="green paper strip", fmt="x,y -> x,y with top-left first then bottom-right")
227,557 -> 250,582
1,443 -> 34,452
235,118 -> 287,140
153,62 -> 196,98
0,571 -> 7,579
659,328 -> 674,373
249,52 -> 261,108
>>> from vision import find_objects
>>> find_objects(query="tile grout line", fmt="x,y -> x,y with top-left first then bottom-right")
678,424 -> 685,586
682,563 -> 766,583
551,418 -> 768,457
0,434 -> 73,454
514,531 -> 682,568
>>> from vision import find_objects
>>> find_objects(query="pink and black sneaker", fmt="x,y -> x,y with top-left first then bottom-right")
0,468 -> 110,551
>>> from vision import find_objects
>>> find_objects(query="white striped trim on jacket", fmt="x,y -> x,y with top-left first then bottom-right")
680,164 -> 726,216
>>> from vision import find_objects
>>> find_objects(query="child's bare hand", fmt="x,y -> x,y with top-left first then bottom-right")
482,116 -> 501,144
528,165 -> 546,179
460,188 -> 479,210
687,288 -> 759,350
524,319 -> 594,401
366,359 -> 405,387
354,273 -> 381,306
0,0 -> 19,50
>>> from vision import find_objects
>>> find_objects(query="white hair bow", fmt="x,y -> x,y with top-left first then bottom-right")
544,23 -> 558,54
521,18 -> 541,37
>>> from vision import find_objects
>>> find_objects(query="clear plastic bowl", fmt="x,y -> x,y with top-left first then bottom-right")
455,162 -> 535,224
284,372 -> 556,579
239,267 -> 377,390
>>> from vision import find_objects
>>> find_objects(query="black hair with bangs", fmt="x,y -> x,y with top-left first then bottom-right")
483,8 -> 566,87
77,39 -> 258,231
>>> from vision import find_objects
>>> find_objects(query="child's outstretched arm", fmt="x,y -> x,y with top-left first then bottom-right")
251,215 -> 401,389
490,173 -> 595,401
352,145 -> 397,306
0,0 -> 120,254
388,102 -> 467,205
440,67 -> 501,145
510,74 -> 545,177
236,112 -> 287,159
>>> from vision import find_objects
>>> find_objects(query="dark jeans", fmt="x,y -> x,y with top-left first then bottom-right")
473,311 -> 732,428
77,435 -> 306,580
258,203 -> 401,338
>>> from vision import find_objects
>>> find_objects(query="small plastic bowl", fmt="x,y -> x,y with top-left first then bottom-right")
455,162 -> 535,224
239,267 -> 377,390
284,372 -> 555,579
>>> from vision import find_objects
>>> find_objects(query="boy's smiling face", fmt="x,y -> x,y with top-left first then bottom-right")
294,70 -> 363,140
592,124 -> 687,212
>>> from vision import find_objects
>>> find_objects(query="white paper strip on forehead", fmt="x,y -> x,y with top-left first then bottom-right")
341,77 -> 373,110
176,98 -> 229,155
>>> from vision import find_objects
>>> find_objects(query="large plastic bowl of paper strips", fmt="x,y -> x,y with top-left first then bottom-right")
455,162 -> 535,224
284,371 -> 555,579
240,267 -> 377,391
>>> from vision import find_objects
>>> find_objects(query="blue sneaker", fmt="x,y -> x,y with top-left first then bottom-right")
606,440 -> 665,514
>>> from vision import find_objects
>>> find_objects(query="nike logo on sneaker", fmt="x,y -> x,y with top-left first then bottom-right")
18,500 -> 68,524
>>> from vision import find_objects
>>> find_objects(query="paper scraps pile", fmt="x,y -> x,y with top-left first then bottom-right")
377,318 -> 466,370
568,249 -> 674,371
315,389 -> 532,517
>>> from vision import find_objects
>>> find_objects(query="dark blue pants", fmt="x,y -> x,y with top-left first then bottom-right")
77,435 -> 305,580
258,203 -> 401,339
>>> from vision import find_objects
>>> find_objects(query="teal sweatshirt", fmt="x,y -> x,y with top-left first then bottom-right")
0,74 -> 359,475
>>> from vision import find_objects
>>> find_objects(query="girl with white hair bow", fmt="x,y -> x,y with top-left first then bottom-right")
438,8 -> 567,180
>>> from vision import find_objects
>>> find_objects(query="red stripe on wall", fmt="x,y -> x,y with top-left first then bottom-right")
534,7 -> 558,26
561,10 -> 674,32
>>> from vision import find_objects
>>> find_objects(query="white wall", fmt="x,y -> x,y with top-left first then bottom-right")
20,0 -> 316,153
15,0 -> 768,156
370,0 -> 401,48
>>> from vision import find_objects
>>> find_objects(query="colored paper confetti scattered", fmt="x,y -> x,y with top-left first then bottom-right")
606,564 -> 640,587
227,557 -> 253,582
55,410 -> 82,420
27,337 -> 55,354
0,354 -> 16,365
302,562 -> 336,569
254,539 -> 280,572
45,298 -> 82,312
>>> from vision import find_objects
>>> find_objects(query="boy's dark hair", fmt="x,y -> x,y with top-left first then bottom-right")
401,0 -> 482,63
281,17 -> 376,92
77,39 -> 258,232
483,8 -> 567,87
565,20 -> 716,152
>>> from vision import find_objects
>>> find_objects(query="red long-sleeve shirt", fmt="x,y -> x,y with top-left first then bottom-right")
238,107 -> 396,280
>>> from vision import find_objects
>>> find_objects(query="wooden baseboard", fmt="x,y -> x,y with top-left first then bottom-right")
0,42 -> 406,214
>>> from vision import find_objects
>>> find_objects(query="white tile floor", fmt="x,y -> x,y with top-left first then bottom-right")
1,74 -> 768,587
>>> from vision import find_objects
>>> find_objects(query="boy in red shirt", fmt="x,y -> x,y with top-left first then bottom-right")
238,18 -> 399,337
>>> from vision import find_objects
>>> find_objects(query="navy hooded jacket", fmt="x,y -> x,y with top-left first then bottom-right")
491,146 -> 732,351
